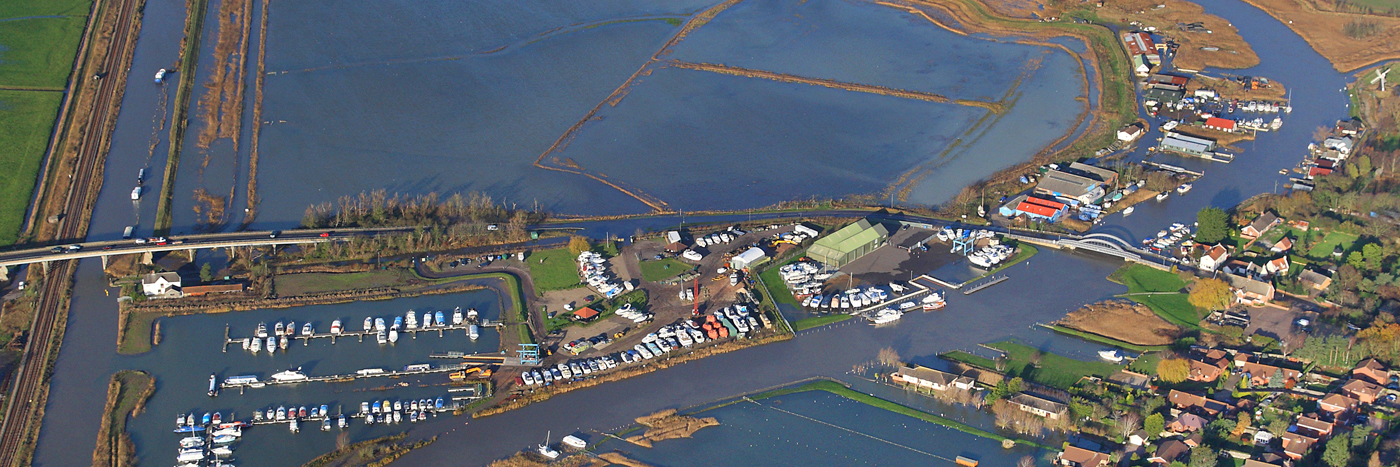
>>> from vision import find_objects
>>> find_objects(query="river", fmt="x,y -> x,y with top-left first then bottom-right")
26,0 -> 1357,465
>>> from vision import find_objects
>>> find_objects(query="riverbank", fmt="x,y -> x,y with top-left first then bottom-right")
474,332 -> 793,418
1238,0 -> 1400,72
300,433 -> 436,467
90,370 -> 152,467
623,409 -> 720,448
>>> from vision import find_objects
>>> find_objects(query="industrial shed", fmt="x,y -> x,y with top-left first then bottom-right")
806,219 -> 890,267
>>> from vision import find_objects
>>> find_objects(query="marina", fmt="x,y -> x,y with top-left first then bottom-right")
217,362 -> 490,392
220,313 -> 501,353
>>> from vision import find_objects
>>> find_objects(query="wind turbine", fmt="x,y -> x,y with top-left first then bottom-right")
1373,67 -> 1391,93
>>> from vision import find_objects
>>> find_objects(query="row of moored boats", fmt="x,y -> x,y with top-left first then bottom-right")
238,307 -> 479,353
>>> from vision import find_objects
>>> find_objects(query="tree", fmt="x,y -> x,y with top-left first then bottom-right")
1144,413 -> 1164,438
1189,278 -> 1232,311
1017,455 -> 1035,467
1348,251 -> 1366,270
1323,433 -> 1351,467
1157,358 -> 1191,383
567,236 -> 591,255
199,263 -> 213,283
1196,208 -> 1229,244
1268,369 -> 1284,388
1230,413 -> 1251,440
1113,410 -> 1141,440
1006,377 -> 1024,394
1351,425 -> 1371,448
1188,446 -> 1216,467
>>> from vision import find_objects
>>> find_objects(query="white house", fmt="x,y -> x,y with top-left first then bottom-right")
141,272 -> 182,298
892,365 -> 975,392
1199,244 -> 1229,272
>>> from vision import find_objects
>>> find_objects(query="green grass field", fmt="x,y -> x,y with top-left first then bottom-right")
1127,351 -> 1163,376
1129,293 -> 1202,328
543,289 -> 647,334
1109,264 -> 1186,293
1305,231 -> 1359,259
790,314 -> 850,331
0,90 -> 62,244
0,15 -> 87,89
0,0 -> 91,18
944,340 -> 1124,389
525,247 -> 583,292
275,269 -> 413,296
638,258 -> 691,282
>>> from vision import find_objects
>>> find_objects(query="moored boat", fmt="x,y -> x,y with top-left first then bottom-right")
274,321 -> 284,336
468,324 -> 480,340
302,323 -> 313,336
452,307 -> 463,325
376,329 -> 388,345
271,368 -> 308,382
330,319 -> 342,335
435,311 -> 445,326
389,329 -> 399,343
363,317 -> 373,331
255,322 -> 267,338
1098,349 -> 1124,362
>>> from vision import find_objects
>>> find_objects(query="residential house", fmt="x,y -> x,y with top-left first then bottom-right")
1199,244 -> 1229,272
140,272 -> 182,298
1336,118 -> 1365,136
1295,416 -> 1333,438
1352,358 -> 1389,385
1270,236 -> 1293,253
1168,413 -> 1207,433
1148,439 -> 1191,466
1108,369 -> 1152,390
1009,393 -> 1068,420
1340,379 -> 1384,404
892,365 -> 975,392
1322,136 -> 1354,156
1241,212 -> 1281,239
1204,117 -> 1237,132
1118,124 -> 1144,142
1237,361 -> 1297,387
1187,358 -> 1227,382
1281,431 -> 1317,460
1168,389 -> 1230,416
1299,269 -> 1333,292
1242,460 -> 1286,467
1317,393 -> 1359,415
1057,445 -> 1112,467
1266,256 -> 1289,276
1224,273 -> 1275,306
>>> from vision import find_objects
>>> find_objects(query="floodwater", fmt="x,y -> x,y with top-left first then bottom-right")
27,0 -> 1361,465
609,389 -> 1048,466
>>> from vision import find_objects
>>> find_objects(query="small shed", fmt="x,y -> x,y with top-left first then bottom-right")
573,307 -> 599,321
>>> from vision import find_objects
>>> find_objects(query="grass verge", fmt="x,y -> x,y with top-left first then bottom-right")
944,340 -> 1124,389
91,370 -> 153,467
543,289 -> 647,334
523,247 -> 583,292
791,314 -> 851,332
749,379 -> 1045,448
1108,264 -> 1200,329
0,90 -> 63,244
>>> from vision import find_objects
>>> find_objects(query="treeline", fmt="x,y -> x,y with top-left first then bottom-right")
300,190 -> 545,230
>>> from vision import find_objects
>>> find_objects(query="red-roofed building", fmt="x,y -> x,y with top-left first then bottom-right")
1007,195 -> 1067,222
573,307 -> 599,321
1205,117 -> 1237,132
1341,379 -> 1384,404
1309,166 -> 1333,178
1122,32 -> 1160,63
1318,393 -> 1359,415
1353,359 -> 1389,385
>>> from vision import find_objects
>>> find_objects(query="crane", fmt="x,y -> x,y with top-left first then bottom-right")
1372,67 -> 1391,93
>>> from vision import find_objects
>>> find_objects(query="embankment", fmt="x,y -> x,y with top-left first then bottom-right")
667,61 -> 1004,112
90,370 -> 154,467
154,0 -> 209,235
624,410 -> 720,448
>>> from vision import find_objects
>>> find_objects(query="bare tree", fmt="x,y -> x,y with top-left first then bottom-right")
1028,350 -> 1042,368
1018,455 -> 1036,467
995,355 -> 1008,372
1112,410 -> 1142,440
877,347 -> 901,368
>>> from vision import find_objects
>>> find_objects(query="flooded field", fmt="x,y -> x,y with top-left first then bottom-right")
606,389 -> 1047,466
669,0 -> 1044,101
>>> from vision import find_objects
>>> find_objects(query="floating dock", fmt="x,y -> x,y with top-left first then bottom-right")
961,275 -> 1008,295
221,320 -> 503,352
218,362 -> 486,393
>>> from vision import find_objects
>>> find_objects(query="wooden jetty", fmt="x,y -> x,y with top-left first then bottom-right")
219,362 -> 485,392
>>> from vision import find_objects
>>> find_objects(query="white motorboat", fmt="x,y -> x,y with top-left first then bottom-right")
468,324 -> 480,341
271,368 -> 308,382
363,317 -> 373,331
1098,350 -> 1124,363
1176,183 -> 1192,195
179,437 -> 204,449
255,322 -> 267,338
278,335 -> 287,350
1122,206 -> 1135,216
921,292 -> 946,311
1156,192 -> 1169,201
405,311 -> 417,329
467,308 -> 478,321
249,337 -> 262,353
538,432 -> 560,459
374,318 -> 386,332
264,337 -> 275,353
869,308 -> 902,325
301,323 -> 312,336
561,435 -> 587,450
274,321 -> 284,336
376,329 -> 388,345
330,319 -> 342,335
452,307 -> 463,325
389,329 -> 399,343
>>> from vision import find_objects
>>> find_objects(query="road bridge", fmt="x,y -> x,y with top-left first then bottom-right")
0,227 -> 417,270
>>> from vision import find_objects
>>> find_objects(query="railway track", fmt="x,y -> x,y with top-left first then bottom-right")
0,0 -> 143,463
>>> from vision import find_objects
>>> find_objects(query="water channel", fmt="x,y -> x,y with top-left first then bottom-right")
26,0 -> 1361,464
